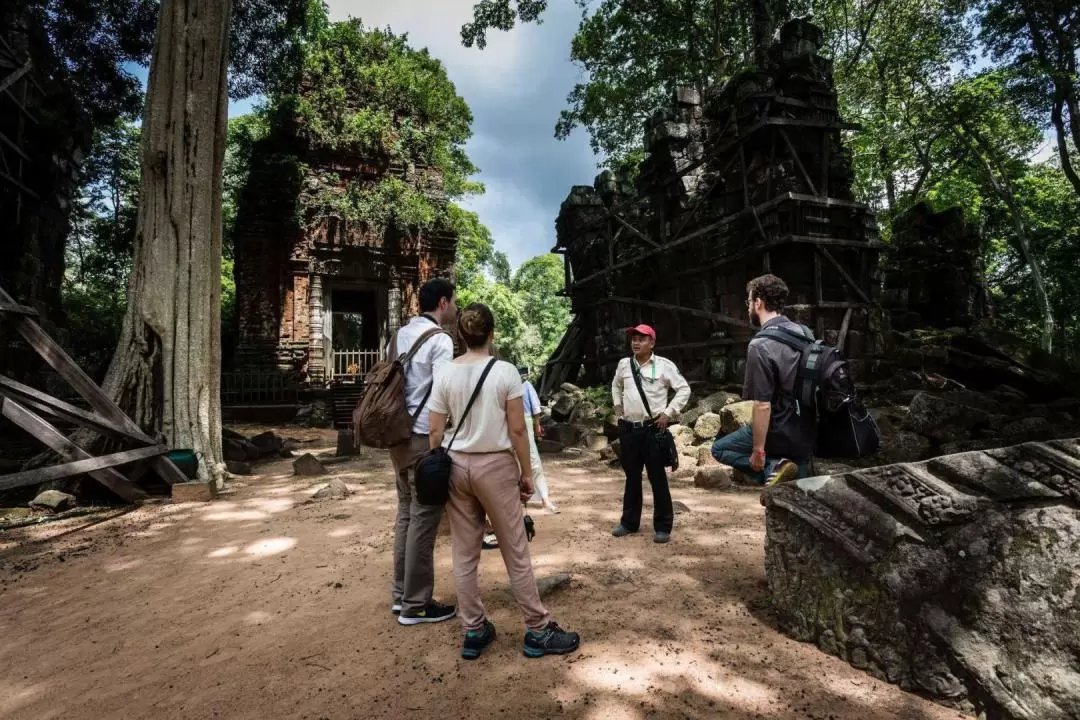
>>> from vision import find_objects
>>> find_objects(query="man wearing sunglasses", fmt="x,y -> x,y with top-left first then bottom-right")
610,324 -> 690,544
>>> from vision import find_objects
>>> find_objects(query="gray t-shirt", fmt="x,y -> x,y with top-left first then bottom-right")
743,316 -> 817,460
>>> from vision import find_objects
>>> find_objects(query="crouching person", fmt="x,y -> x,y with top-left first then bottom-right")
712,274 -> 814,485
427,303 -> 580,660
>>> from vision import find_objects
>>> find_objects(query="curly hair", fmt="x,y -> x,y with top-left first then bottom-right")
746,274 -> 789,313
458,302 -> 495,348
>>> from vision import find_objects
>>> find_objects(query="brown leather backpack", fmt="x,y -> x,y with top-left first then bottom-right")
352,326 -> 447,449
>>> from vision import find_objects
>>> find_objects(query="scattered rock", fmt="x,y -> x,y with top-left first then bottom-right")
171,481 -> 217,503
250,431 -> 283,456
242,440 -> 262,462
693,412 -> 722,442
694,466 -> 733,490
29,490 -> 76,511
535,572 -> 572,597
0,507 -> 33,520
667,423 -> 694,448
875,430 -> 933,465
335,429 -> 357,457
225,460 -> 253,476
545,423 -> 583,447
223,439 -> 247,462
673,500 -> 691,514
680,391 -> 740,426
904,391 -> 993,443
536,439 -> 565,455
551,389 -> 584,422
584,434 -> 609,452
696,445 -> 719,468
560,383 -> 583,394
293,453 -> 327,476
731,469 -> 757,486
1001,416 -> 1052,438
669,467 -> 696,483
719,401 -> 754,434
312,479 -> 352,501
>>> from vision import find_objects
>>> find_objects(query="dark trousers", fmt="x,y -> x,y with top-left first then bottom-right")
619,425 -> 673,533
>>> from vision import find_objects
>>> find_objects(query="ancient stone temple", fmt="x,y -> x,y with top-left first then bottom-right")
231,136 -> 457,383
545,19 -> 884,395
883,202 -> 993,331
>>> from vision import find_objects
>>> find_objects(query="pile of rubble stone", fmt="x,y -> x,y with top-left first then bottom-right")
222,429 -> 305,475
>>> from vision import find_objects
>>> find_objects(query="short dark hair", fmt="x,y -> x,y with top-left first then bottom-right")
419,278 -> 455,313
458,303 -> 496,348
746,274 -> 789,312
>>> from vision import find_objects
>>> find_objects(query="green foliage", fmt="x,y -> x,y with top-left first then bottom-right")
460,0 -> 549,50
278,15 -> 477,191
223,113 -> 271,257
455,249 -> 571,373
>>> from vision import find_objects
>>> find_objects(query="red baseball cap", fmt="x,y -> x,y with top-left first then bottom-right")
626,324 -> 656,340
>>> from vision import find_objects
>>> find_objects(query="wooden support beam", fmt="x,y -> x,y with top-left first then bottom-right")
0,286 -> 189,487
0,167 -> 39,200
816,246 -> 872,305
0,444 -> 167,493
0,302 -> 38,317
0,60 -> 31,95
598,295 -> 751,329
608,211 -> 659,248
1,398 -> 146,502
0,127 -> 31,163
779,128 -> 819,196
0,375 -> 146,442
738,142 -> 750,207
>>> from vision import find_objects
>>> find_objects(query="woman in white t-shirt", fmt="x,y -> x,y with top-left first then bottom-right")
428,303 -> 580,661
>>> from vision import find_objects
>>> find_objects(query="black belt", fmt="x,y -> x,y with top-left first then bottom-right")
619,418 -> 654,429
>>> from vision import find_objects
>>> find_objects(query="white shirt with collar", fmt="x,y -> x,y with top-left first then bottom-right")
611,354 -> 691,423
386,315 -> 454,435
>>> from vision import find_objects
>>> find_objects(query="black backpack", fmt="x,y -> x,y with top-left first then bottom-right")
755,324 -> 879,459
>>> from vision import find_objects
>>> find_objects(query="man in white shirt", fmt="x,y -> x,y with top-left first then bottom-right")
610,324 -> 690,544
388,278 -> 458,626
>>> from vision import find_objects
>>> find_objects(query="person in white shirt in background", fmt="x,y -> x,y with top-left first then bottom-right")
610,324 -> 690,544
387,278 -> 458,626
518,365 -> 559,514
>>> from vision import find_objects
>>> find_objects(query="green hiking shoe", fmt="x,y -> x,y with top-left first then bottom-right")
462,619 -> 497,660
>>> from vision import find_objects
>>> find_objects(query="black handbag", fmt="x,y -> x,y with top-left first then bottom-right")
414,359 -> 497,506
629,360 -> 680,470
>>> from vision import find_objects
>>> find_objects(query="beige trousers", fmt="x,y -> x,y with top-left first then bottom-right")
446,450 -> 551,632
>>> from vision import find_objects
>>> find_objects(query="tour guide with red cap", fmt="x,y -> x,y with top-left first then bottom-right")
610,324 -> 690,544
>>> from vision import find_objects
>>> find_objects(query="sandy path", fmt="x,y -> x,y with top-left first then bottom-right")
0,433 -> 968,720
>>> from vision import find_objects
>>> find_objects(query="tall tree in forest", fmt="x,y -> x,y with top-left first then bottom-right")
99,0 -> 234,486
979,0 -> 1080,197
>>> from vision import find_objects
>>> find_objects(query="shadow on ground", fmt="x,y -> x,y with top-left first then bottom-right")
0,432 -> 967,720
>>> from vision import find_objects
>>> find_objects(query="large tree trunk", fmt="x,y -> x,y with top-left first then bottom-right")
101,0 -> 232,487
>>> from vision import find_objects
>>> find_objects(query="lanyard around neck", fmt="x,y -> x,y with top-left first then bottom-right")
632,356 -> 656,381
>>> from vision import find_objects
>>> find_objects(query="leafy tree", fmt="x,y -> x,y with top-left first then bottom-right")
979,0 -> 1080,197
511,254 -> 572,370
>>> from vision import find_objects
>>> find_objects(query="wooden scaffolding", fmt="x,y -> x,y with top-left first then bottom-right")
544,20 -> 884,393
0,285 -> 188,502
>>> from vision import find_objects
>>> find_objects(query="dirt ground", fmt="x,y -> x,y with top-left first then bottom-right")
0,426 -> 969,720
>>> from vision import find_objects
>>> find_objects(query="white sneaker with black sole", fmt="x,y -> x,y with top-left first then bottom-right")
397,601 -> 457,626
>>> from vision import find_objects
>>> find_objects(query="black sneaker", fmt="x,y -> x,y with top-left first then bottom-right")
523,621 -> 580,658
397,601 -> 457,626
461,619 -> 497,660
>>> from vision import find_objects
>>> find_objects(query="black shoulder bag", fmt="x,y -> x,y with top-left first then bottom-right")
630,360 -> 679,470
414,359 -> 497,506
